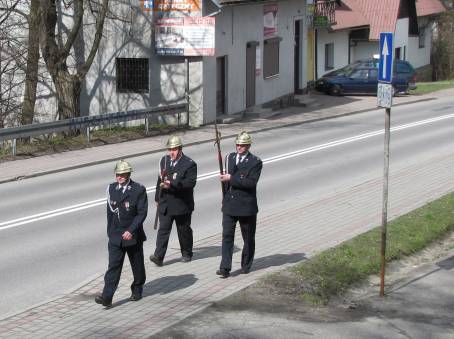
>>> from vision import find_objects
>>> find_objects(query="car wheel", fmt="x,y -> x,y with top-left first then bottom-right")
329,84 -> 342,96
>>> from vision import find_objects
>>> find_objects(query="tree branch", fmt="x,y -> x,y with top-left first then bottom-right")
61,0 -> 83,60
78,0 -> 108,79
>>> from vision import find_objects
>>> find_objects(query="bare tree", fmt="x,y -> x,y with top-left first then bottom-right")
21,0 -> 41,125
39,0 -> 109,120
432,2 -> 454,80
0,0 -> 27,128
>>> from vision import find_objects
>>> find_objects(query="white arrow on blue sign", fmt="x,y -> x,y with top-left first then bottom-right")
378,32 -> 394,83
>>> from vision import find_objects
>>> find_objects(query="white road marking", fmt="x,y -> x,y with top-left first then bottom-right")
1,112 -> 454,231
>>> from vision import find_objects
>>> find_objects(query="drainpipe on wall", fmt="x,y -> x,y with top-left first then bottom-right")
314,28 -> 318,80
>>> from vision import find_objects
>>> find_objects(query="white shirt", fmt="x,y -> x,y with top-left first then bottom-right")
236,152 -> 248,165
117,179 -> 131,193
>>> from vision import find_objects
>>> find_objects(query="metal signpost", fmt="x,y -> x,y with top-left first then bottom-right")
377,32 -> 394,297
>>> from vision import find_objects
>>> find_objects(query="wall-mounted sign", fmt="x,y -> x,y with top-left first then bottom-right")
153,0 -> 201,13
264,4 -> 278,38
155,17 -> 215,56
141,0 -> 154,11
313,16 -> 328,28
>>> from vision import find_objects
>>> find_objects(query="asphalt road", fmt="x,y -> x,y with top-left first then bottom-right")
1,96 -> 454,319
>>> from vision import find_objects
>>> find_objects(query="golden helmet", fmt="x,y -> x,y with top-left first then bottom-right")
235,131 -> 252,145
114,160 -> 133,174
166,135 -> 183,148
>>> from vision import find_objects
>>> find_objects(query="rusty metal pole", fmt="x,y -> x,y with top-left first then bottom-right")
380,107 -> 391,297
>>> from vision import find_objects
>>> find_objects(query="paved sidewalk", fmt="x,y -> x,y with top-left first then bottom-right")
0,90 -> 453,338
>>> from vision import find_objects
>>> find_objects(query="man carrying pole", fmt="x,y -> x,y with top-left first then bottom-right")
216,131 -> 263,278
149,136 -> 197,266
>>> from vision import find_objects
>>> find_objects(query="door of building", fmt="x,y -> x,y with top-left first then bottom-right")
294,19 -> 302,93
246,42 -> 257,108
216,56 -> 226,116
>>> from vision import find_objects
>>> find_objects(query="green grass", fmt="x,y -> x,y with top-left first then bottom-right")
409,80 -> 454,95
293,192 -> 454,303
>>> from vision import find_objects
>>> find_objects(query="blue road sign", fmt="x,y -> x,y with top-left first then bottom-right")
378,32 -> 394,83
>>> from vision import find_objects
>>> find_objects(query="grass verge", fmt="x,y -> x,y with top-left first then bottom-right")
409,80 -> 454,95
292,191 -> 454,304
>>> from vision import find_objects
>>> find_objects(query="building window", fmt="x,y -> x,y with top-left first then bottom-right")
418,27 -> 426,48
116,58 -> 149,93
395,47 -> 401,60
324,43 -> 334,70
263,37 -> 281,78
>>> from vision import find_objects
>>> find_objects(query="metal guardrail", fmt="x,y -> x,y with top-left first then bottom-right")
0,103 -> 189,154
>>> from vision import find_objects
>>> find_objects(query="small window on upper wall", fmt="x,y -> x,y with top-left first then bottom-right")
263,37 -> 281,78
325,43 -> 334,70
418,27 -> 426,48
116,58 -> 149,93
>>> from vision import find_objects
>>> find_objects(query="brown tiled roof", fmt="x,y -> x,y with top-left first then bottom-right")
330,0 -> 369,31
331,0 -> 400,40
416,0 -> 446,16
331,0 -> 446,40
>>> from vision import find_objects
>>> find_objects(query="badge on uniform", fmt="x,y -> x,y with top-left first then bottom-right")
173,172 -> 178,180
124,201 -> 130,211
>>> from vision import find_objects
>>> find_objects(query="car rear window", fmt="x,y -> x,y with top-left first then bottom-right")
396,62 -> 412,74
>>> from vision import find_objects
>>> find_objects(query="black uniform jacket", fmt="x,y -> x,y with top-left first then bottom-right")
155,153 -> 197,215
107,179 -> 148,246
222,152 -> 262,216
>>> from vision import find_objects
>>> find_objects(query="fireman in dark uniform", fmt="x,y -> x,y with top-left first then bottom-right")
149,136 -> 197,266
217,131 -> 263,278
95,160 -> 148,308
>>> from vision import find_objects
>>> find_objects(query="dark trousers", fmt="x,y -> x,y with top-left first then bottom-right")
102,241 -> 145,300
220,214 -> 257,273
154,213 -> 193,259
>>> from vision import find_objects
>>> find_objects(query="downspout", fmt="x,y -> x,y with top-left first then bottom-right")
314,29 -> 318,80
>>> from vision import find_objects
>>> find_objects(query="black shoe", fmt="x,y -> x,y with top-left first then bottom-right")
216,269 -> 230,278
241,267 -> 250,274
149,255 -> 163,267
181,256 -> 192,263
129,294 -> 142,301
95,295 -> 112,308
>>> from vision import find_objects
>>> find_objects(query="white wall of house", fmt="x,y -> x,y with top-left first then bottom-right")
83,4 -> 205,126
316,29 -> 349,77
208,0 -> 307,118
317,14 -> 434,79
395,17 -> 410,61
31,0 -> 307,126
407,17 -> 432,68
351,41 -> 378,61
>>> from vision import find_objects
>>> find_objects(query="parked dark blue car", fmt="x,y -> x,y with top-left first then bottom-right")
316,58 -> 417,96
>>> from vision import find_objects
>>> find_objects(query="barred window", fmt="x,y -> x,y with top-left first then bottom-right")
116,58 -> 149,93
263,37 -> 281,78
